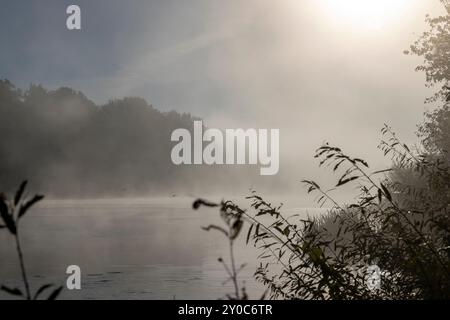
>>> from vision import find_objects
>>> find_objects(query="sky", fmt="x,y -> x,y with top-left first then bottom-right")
0,0 -> 447,197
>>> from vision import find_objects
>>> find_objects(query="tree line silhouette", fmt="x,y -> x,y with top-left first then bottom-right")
0,79 -> 236,197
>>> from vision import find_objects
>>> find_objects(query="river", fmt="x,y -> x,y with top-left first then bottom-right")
0,197 -> 324,299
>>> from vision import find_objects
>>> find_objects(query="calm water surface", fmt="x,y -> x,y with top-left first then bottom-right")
0,197 -> 324,299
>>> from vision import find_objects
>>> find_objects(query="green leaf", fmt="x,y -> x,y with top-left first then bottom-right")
336,225 -> 343,238
255,223 -> 260,237
47,286 -> 63,300
15,180 -> 28,206
283,226 -> 290,237
0,198 -> 16,235
380,183 -> 392,202
336,176 -> 359,187
18,194 -> 44,219
333,159 -> 346,171
230,219 -> 243,240
33,284 -> 53,300
309,246 -> 324,264
372,168 -> 393,175
274,225 -> 284,235
246,224 -> 254,245
1,285 -> 23,297
354,158 -> 369,168
255,210 -> 267,217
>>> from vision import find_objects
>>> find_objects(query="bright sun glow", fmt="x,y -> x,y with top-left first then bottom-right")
322,0 -> 410,30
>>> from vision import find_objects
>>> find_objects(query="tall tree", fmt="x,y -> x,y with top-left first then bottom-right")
406,1 -> 450,154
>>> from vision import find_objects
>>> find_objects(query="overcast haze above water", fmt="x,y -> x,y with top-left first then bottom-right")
0,0 -> 446,193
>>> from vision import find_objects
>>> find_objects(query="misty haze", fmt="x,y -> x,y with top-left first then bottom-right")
1,0 -> 450,301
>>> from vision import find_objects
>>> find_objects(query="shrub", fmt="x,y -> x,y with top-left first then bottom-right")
195,126 -> 450,299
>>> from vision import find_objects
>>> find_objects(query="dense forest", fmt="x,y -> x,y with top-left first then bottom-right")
0,80 -> 232,197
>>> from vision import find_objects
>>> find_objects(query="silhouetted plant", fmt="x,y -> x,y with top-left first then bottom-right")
405,0 -> 450,104
0,181 -> 63,300
405,1 -> 450,159
195,126 -> 450,299
193,199 -> 248,300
